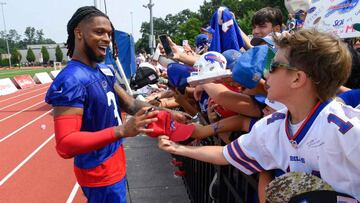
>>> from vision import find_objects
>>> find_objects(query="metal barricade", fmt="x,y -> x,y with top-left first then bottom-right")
179,137 -> 259,203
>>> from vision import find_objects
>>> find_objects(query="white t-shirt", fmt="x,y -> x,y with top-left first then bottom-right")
223,100 -> 360,200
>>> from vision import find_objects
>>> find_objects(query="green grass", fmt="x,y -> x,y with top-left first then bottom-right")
0,67 -> 56,79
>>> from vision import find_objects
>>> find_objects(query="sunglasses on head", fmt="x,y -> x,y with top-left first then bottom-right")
269,60 -> 298,73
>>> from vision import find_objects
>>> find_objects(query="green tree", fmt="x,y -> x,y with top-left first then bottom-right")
136,10 -> 198,52
237,10 -> 256,35
136,0 -> 288,51
55,45 -> 63,62
11,48 -> 21,65
41,46 -> 49,63
176,17 -> 203,46
24,27 -> 36,44
36,30 -> 45,44
26,47 -> 35,63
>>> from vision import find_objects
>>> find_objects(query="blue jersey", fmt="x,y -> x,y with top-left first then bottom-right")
45,60 -> 124,181
338,89 -> 360,109
209,7 -> 244,53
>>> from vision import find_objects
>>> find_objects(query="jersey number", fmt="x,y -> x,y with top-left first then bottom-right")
107,91 -> 122,125
327,113 -> 353,134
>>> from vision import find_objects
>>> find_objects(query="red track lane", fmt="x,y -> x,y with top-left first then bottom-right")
0,138 -> 84,202
0,94 -> 46,120
0,84 -> 50,102
0,103 -> 52,137
0,84 -> 89,202
0,112 -> 54,178
0,89 -> 47,108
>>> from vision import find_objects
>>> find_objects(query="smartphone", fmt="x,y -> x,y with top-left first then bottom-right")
159,35 -> 173,57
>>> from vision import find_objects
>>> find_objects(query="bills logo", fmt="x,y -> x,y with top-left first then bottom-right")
308,6 -> 316,14
101,80 -> 108,90
204,54 -> 225,68
170,120 -> 176,131
325,0 -> 359,17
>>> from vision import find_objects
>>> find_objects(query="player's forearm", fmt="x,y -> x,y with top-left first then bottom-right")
56,128 -> 118,158
54,115 -> 128,159
175,145 -> 229,165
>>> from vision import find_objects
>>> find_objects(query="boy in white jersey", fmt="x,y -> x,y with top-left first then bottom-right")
158,29 -> 360,200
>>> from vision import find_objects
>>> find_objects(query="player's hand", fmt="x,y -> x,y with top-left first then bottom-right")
157,135 -> 180,154
120,107 -> 159,137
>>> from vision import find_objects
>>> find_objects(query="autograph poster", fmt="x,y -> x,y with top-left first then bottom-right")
304,0 -> 360,38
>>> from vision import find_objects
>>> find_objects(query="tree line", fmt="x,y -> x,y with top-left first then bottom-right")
0,26 -> 63,67
135,0 -> 286,53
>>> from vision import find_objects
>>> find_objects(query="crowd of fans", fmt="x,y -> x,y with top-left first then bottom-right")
130,3 -> 360,202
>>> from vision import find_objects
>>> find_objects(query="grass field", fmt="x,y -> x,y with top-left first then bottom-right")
0,67 -> 56,79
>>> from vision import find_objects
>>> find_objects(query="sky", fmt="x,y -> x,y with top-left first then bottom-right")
2,0 -> 205,43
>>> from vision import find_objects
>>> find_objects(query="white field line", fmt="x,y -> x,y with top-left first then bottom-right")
66,182 -> 80,203
0,93 -> 46,111
0,85 -> 49,103
0,109 -> 52,143
0,101 -> 44,122
0,134 -> 55,186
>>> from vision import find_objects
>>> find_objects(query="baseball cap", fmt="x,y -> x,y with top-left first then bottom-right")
265,172 -> 334,203
222,49 -> 242,70
290,191 -> 359,203
265,98 -> 286,111
195,34 -> 210,54
201,25 -> 215,35
167,63 -> 195,93
250,32 -> 281,47
195,34 -> 209,48
146,111 -> 195,142
284,0 -> 311,14
232,45 -> 271,89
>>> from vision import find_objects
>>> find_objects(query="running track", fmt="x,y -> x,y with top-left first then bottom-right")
0,84 -> 86,202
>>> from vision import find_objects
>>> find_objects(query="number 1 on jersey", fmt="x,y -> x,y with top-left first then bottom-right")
327,113 -> 353,134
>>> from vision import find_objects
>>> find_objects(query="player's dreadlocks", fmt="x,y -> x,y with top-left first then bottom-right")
66,6 -> 118,59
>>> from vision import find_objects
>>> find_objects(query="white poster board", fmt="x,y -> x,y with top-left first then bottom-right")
49,70 -> 61,79
304,0 -> 360,38
0,78 -> 18,95
33,72 -> 53,84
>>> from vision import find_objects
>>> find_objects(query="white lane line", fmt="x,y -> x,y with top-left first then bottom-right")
66,182 -> 80,203
0,109 -> 52,143
0,85 -> 49,103
0,93 -> 46,111
0,133 -> 55,186
0,100 -> 44,122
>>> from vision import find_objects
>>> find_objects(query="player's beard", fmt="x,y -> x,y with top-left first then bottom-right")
84,38 -> 105,63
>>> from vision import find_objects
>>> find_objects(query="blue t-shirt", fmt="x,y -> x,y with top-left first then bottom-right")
45,60 -> 123,169
338,89 -> 360,109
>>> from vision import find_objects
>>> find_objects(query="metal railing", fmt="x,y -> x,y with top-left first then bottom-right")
178,137 -> 259,203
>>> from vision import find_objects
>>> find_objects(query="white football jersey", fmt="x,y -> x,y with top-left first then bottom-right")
223,100 -> 360,200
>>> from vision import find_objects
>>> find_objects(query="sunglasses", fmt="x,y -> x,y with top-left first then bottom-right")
269,61 -> 298,73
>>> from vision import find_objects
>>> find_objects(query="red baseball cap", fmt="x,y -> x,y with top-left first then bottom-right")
147,111 -> 195,142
